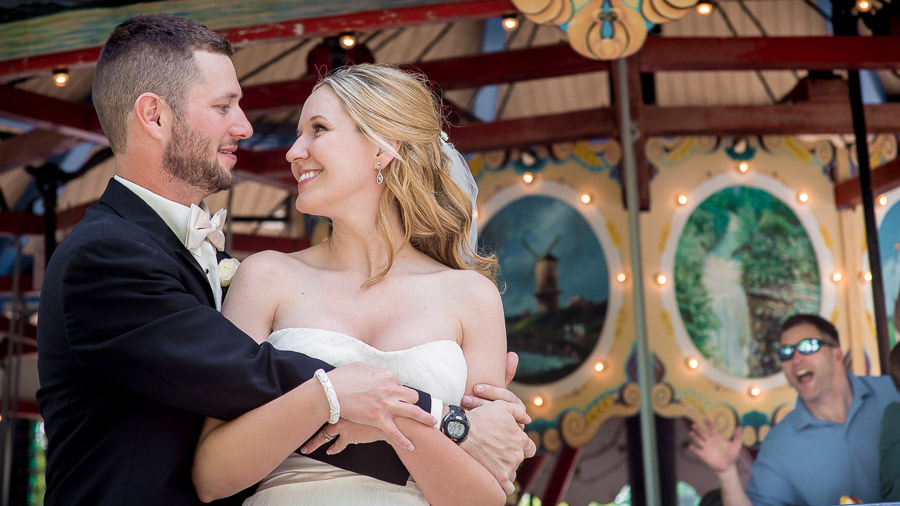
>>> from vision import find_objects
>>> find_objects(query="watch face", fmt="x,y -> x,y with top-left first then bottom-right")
447,420 -> 466,439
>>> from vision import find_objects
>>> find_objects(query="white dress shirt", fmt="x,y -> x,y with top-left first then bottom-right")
114,175 -> 223,310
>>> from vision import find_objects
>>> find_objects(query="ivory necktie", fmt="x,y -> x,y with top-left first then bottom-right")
186,205 -> 226,254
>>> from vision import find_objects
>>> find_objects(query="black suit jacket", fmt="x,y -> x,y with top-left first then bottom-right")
36,179 -> 428,505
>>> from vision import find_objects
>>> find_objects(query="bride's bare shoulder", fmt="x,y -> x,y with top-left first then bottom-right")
230,249 -> 315,285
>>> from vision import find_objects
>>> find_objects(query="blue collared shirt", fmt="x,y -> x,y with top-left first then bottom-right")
746,374 -> 899,506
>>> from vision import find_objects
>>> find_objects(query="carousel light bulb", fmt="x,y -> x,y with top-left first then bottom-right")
676,194 -> 688,206
696,2 -> 714,15
832,272 -> 843,283
857,0 -> 872,12
615,271 -> 627,283
593,361 -> 605,373
861,271 -> 873,282
522,172 -> 535,184
339,32 -> 357,49
501,14 -> 519,31
686,357 -> 700,369
656,273 -> 668,286
53,68 -> 69,87
580,193 -> 592,205
737,161 -> 750,174
797,192 -> 810,204
749,386 -> 761,397
532,396 -> 544,407
878,195 -> 889,207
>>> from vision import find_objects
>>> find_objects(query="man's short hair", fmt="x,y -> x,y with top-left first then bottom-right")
92,14 -> 233,154
780,313 -> 840,345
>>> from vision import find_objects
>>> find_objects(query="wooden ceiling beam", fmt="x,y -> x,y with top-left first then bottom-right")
239,102 -> 900,175
240,43 -> 608,113
0,0 -> 515,81
0,129 -> 82,175
644,103 -> 900,136
5,33 -> 900,84
835,156 -> 900,209
0,85 -> 106,144
641,36 -> 900,72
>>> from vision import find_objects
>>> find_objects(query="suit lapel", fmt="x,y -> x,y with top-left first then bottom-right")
98,179 -> 218,308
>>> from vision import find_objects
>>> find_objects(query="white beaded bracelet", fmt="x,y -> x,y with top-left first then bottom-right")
314,369 -> 340,424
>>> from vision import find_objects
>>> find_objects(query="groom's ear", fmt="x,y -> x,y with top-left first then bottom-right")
134,92 -> 169,141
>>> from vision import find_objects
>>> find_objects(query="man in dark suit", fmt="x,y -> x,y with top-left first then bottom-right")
36,14 -> 533,506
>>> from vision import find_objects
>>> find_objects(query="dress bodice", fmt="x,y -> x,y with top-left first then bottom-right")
244,328 -> 469,506
267,327 -> 467,405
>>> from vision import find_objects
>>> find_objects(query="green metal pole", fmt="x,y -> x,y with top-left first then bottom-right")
615,57 -> 661,506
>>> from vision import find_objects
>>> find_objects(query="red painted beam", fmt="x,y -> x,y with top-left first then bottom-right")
516,454 -> 549,497
238,150 -> 291,176
0,46 -> 102,83
0,211 -> 42,236
0,275 -> 34,293
240,109 -> 617,170
644,102 -> 900,136
541,444 -> 582,505
0,400 -> 41,420
57,201 -> 96,230
240,102 -> 900,165
450,108 -> 618,152
240,43 -> 605,113
0,316 -> 36,340
641,36 -> 900,72
414,43 -> 607,91
0,85 -> 106,144
223,0 -> 513,45
0,0 -> 514,81
230,233 -> 310,253
835,156 -> 900,209
5,34 -> 900,85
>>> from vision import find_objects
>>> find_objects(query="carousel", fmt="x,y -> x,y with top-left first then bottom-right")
1,0 -> 900,504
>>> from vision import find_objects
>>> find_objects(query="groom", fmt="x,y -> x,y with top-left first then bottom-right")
36,13 -> 533,506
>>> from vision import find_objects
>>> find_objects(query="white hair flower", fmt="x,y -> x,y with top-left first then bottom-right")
218,258 -> 240,287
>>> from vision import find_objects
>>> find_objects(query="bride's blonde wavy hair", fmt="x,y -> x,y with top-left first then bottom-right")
315,63 -> 497,286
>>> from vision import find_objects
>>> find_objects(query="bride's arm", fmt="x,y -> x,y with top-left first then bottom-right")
192,253 -> 433,502
193,253 -> 329,501
394,272 -> 510,506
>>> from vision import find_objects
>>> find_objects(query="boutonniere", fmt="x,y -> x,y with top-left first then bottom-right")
218,258 -> 240,287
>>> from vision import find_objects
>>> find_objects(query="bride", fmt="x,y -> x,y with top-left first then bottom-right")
192,63 -> 516,505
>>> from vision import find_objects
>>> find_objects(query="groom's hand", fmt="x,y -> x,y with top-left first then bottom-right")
461,400 -> 535,495
461,352 -> 531,428
328,363 -> 437,451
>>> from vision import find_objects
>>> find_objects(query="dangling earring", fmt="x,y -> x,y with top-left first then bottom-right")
376,161 -> 384,185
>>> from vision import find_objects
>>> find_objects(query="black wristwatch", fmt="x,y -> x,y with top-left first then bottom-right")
441,405 -> 470,444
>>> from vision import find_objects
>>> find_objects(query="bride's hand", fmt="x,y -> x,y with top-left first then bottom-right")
300,420 -> 385,455
326,362 -> 436,451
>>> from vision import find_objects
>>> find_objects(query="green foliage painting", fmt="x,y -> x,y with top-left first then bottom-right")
674,186 -> 820,378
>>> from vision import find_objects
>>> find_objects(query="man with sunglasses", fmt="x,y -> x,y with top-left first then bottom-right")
689,313 -> 899,506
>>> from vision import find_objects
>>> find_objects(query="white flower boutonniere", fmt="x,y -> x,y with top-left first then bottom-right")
218,258 -> 240,287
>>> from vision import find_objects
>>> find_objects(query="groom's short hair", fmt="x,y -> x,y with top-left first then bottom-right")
92,14 -> 232,154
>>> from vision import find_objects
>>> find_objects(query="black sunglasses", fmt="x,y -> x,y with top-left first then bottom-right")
777,338 -> 837,362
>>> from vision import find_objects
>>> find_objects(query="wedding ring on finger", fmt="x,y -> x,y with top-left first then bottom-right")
323,430 -> 337,442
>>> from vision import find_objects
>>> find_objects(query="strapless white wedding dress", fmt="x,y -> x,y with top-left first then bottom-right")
243,328 -> 468,506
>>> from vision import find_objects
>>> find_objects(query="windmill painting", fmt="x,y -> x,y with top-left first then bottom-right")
480,195 -> 609,384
